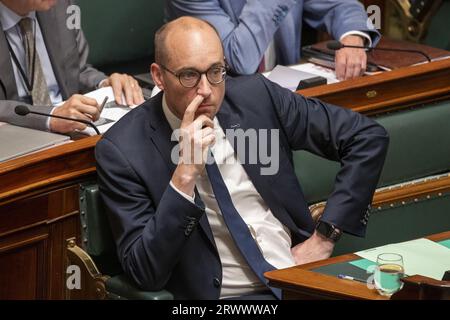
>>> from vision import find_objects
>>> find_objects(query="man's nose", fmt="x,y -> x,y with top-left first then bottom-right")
196,74 -> 212,98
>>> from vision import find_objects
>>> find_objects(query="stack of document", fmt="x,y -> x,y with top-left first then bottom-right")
265,63 -> 339,91
82,87 -> 138,136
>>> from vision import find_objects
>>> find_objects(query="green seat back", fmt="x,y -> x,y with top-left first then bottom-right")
423,1 -> 450,51
295,100 -> 450,204
77,0 -> 164,66
333,194 -> 450,256
79,183 -> 122,276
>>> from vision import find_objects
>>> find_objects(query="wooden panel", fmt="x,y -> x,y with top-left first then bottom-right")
0,136 -> 97,300
310,173 -> 450,219
298,58 -> 450,115
0,232 -> 49,299
48,214 -> 80,299
0,185 -> 80,236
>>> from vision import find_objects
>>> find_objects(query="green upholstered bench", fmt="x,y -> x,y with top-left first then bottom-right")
294,100 -> 450,256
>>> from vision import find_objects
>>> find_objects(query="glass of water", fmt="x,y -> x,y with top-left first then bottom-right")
374,253 -> 405,296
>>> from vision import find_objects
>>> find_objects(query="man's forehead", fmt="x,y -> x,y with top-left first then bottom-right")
167,39 -> 223,70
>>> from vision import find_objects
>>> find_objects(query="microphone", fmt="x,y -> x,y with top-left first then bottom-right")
15,105 -> 101,135
326,40 -> 432,62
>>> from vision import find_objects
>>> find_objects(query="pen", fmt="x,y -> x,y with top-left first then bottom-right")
338,274 -> 367,283
98,96 -> 108,115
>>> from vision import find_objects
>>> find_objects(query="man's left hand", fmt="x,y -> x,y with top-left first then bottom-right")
100,73 -> 145,106
335,35 -> 367,81
291,231 -> 335,265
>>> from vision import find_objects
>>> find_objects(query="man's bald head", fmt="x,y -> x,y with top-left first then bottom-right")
154,16 -> 223,66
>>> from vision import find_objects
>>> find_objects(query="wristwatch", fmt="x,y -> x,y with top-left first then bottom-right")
316,221 -> 342,243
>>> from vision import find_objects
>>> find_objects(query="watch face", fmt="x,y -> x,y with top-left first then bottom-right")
317,221 -> 341,242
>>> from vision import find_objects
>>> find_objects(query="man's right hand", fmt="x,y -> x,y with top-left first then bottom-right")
49,94 -> 100,133
171,95 -> 216,197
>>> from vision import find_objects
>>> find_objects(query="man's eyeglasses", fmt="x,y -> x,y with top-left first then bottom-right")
159,64 -> 227,88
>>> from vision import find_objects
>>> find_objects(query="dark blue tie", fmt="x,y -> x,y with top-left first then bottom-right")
205,158 -> 282,299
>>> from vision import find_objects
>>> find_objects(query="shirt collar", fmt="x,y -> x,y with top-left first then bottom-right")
0,2 -> 36,32
162,93 -> 182,131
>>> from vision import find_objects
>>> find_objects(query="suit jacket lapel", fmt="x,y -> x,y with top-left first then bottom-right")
147,93 -> 217,250
147,93 -> 177,173
36,9 -> 70,99
0,22 -> 19,99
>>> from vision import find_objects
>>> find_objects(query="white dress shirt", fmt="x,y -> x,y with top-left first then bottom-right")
162,95 -> 295,298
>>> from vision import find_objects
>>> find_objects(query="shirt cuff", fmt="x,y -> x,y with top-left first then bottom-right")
339,31 -> 372,48
97,78 -> 109,89
169,181 -> 196,204
46,106 -> 57,131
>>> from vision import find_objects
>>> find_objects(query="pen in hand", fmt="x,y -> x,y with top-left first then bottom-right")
98,96 -> 108,115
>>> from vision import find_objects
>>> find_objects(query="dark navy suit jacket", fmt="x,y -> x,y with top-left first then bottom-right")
95,74 -> 389,299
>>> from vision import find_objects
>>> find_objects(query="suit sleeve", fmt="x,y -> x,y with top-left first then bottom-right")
303,0 -> 380,45
75,27 -> 107,93
0,100 -> 53,131
167,0 -> 299,74
260,76 -> 389,236
95,137 -> 206,290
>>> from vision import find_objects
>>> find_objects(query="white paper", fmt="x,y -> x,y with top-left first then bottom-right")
264,63 -> 340,91
82,87 -> 135,136
355,238 -> 450,280
290,63 -> 339,84
266,65 -> 322,91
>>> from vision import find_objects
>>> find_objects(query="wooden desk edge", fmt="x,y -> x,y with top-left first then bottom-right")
265,231 -> 450,300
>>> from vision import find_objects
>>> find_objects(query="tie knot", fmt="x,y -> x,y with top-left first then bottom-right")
18,17 -> 33,35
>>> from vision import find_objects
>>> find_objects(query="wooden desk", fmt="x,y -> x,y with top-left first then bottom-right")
0,136 -> 98,299
298,58 -> 450,115
265,231 -> 450,300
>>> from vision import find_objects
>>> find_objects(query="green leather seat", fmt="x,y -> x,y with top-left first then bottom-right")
78,183 -> 173,300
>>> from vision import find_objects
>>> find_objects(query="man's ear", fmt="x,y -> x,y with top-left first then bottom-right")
151,63 -> 165,91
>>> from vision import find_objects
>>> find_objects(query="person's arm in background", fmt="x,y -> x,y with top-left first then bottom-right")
47,27 -> 145,133
167,0 -> 299,75
0,99 -> 53,131
303,0 -> 381,80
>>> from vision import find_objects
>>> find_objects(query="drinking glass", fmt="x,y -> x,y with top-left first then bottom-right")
374,253 -> 405,296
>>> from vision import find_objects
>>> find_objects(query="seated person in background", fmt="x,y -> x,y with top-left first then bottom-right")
166,0 -> 380,80
0,0 -> 144,134
95,17 -> 389,299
